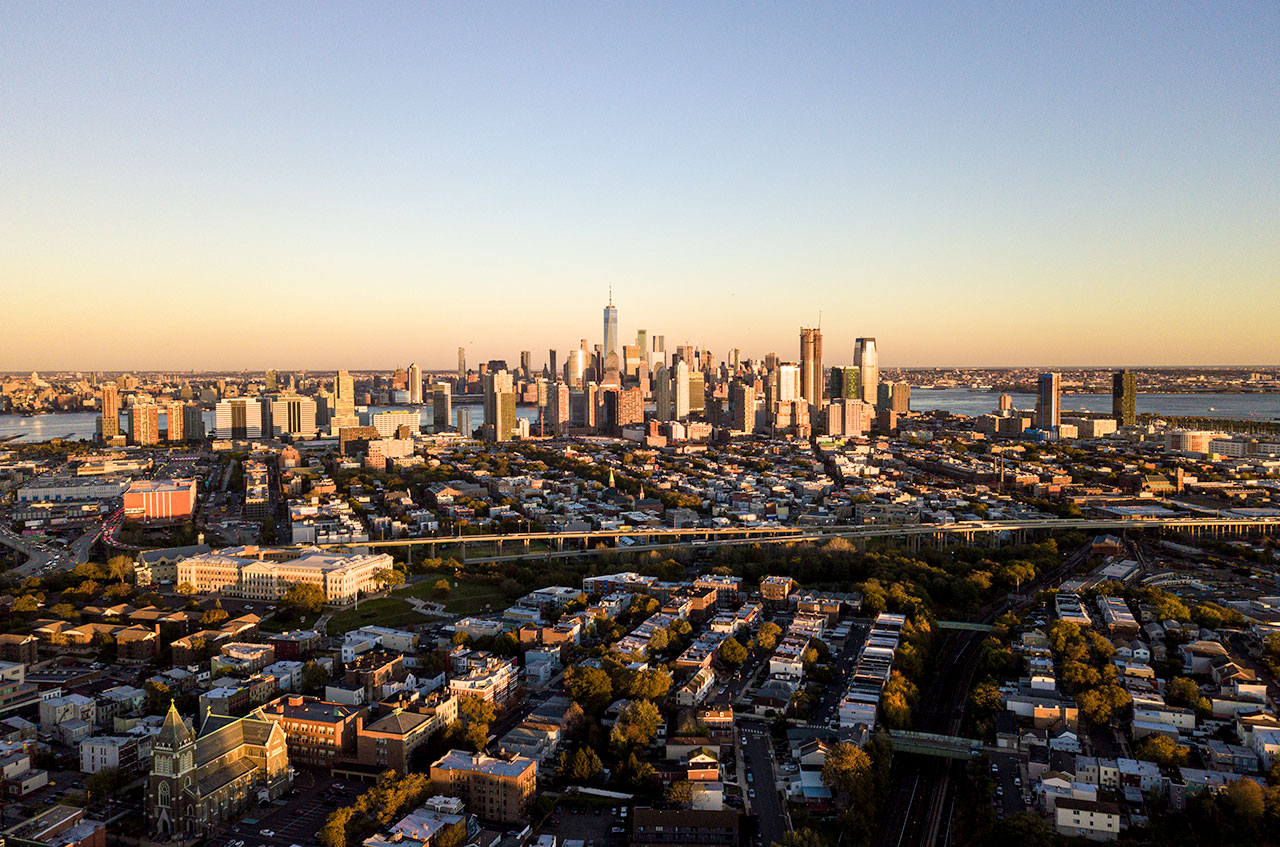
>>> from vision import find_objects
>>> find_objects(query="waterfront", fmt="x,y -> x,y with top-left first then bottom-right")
910,389 -> 1280,421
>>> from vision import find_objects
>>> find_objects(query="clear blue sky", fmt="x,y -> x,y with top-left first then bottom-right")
3,2 -> 1277,370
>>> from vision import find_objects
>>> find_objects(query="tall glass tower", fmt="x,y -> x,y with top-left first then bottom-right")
1112,370 -> 1137,426
603,289 -> 618,363
854,337 -> 878,405
1037,372 -> 1061,430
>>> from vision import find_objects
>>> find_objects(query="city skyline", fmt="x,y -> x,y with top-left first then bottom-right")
3,4 -> 1278,370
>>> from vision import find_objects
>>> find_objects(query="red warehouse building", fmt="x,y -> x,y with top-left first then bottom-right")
123,479 -> 197,521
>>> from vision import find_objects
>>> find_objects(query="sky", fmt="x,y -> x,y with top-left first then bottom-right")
2,2 -> 1278,371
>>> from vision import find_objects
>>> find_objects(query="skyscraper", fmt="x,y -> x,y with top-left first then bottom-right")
457,347 -> 466,383
550,382 -> 570,436
653,363 -> 672,421
568,343 -> 588,388
1112,370 -> 1137,426
483,371 -> 516,442
182,404 -> 204,442
650,334 -> 666,369
829,366 -> 860,400
456,407 -> 473,438
854,338 -> 878,406
270,396 -> 319,438
520,351 -> 532,379
603,290 -> 618,365
547,349 -> 557,381
99,383 -> 120,440
1036,373 -> 1061,430
216,398 -> 264,439
431,383 -> 451,432
407,363 -> 422,405
776,364 -> 800,403
674,360 -> 691,421
800,327 -> 823,408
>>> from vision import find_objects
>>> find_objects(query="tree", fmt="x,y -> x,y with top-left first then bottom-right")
373,568 -> 406,590
757,622 -> 782,651
12,595 -> 39,614
301,660 -> 330,694
566,746 -> 603,782
1077,684 -> 1131,726
566,666 -> 614,713
1223,777 -> 1265,821
318,807 -> 353,847
281,582 -> 326,615
821,742 -> 873,803
611,699 -> 662,750
144,680 -> 172,715
175,582 -> 197,597
432,579 -> 452,599
49,603 -> 77,620
107,555 -> 134,583
719,637 -> 748,668
201,608 -> 229,627
647,627 -> 670,653
666,779 -> 695,806
772,828 -> 829,847
1166,677 -> 1211,715
1134,734 -> 1189,768
627,668 -> 673,701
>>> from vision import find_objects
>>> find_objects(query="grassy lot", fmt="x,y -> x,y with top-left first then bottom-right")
326,597 -> 423,635
394,578 -> 515,615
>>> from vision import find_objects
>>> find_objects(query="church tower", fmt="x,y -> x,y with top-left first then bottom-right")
149,702 -> 196,839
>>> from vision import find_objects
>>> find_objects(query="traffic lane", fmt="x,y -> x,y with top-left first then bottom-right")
989,752 -> 1023,817
742,731 -> 784,847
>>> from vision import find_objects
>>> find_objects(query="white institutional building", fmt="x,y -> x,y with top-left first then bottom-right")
177,546 -> 389,603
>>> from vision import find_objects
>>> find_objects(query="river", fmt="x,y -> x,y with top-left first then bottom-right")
1,391 -> 1276,444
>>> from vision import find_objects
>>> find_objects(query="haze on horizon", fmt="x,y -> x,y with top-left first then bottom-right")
2,3 -> 1278,372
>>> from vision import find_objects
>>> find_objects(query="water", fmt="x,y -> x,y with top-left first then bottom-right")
910,388 -> 1280,420
3,392 -> 1276,444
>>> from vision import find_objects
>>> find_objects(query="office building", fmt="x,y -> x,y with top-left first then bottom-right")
457,347 -> 466,382
547,348 -> 557,381
653,363 -> 671,421
775,364 -> 800,403
800,327 -> 823,407
99,383 -> 120,441
1112,370 -> 1137,426
456,407 -> 472,438
215,398 -> 264,439
431,383 -> 451,432
370,410 -> 419,439
650,334 -> 666,368
603,291 -> 618,365
407,363 -> 422,405
1037,372 -> 1061,430
130,404 -> 160,446
549,383 -> 570,436
270,396 -> 319,438
854,337 -> 878,405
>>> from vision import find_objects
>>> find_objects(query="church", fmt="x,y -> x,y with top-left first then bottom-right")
148,703 -> 292,840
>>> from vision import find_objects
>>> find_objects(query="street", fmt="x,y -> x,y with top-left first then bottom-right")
738,720 -> 785,847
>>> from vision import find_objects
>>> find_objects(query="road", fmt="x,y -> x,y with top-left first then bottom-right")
738,720 -> 785,847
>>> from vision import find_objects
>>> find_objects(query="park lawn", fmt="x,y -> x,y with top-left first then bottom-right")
326,597 -> 423,635
395,578 -> 514,615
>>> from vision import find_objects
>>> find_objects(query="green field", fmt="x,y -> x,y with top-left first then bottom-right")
325,597 -> 423,635
394,578 -> 515,616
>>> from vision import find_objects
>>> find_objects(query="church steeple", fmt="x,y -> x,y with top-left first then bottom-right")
158,700 -> 194,748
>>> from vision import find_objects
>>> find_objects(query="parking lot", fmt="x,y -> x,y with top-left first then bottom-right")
538,799 -> 629,845
215,774 -> 366,847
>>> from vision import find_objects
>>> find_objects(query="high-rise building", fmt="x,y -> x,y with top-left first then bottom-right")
1036,373 -> 1061,430
130,404 -> 160,446
456,407 -> 473,438
731,382 -> 756,432
653,363 -> 671,421
547,349 -> 557,381
216,398 -> 264,439
617,387 -> 644,433
568,342 -> 589,388
265,369 -> 278,392
550,383 -> 570,436
776,364 -> 800,403
649,334 -> 666,369
674,361 -> 691,421
829,366 -> 860,400
457,348 -> 466,383
635,329 -> 648,366
407,363 -> 422,405
165,401 -> 186,442
998,393 -> 1013,412
483,371 -> 516,442
270,396 -> 319,438
688,371 -> 706,414
520,351 -> 532,379
1112,370 -> 1137,426
432,383 -> 451,432
182,404 -> 205,442
800,328 -> 823,408
854,338 -> 878,405
332,369 -> 358,431
99,383 -> 120,441
603,291 -> 618,364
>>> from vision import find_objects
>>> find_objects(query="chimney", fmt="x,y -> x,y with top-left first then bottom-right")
287,695 -> 303,707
